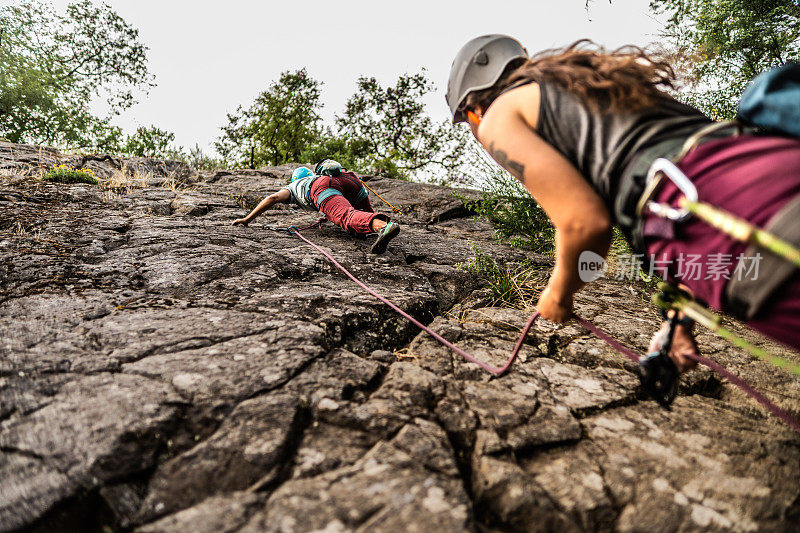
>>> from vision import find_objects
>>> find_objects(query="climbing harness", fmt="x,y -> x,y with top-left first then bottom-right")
642,157 -> 800,267
637,122 -> 800,364
313,159 -> 402,213
638,120 -> 800,267
271,224 -> 800,435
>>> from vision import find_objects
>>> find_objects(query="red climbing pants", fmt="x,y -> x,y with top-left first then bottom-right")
309,172 -> 386,234
644,135 -> 800,350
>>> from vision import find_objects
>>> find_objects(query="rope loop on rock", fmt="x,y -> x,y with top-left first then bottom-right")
291,226 -> 533,375
286,227 -> 800,436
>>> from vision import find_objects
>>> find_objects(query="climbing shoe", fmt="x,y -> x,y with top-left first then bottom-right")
370,222 -> 400,254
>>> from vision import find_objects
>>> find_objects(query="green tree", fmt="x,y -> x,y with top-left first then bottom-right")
215,68 -> 323,167
651,0 -> 800,119
122,125 -> 181,159
336,72 -> 471,181
299,135 -> 371,174
182,144 -> 226,171
85,119 -> 125,154
0,0 -> 153,146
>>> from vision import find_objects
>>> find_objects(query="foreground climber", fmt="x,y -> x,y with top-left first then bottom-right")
232,159 -> 400,254
447,35 -> 800,373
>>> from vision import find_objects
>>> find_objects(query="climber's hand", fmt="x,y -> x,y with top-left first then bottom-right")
232,218 -> 250,227
537,285 -> 573,323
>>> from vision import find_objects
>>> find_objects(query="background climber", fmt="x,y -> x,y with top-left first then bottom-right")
232,159 -> 401,254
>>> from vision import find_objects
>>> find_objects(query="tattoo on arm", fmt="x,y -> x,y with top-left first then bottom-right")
489,142 -> 526,182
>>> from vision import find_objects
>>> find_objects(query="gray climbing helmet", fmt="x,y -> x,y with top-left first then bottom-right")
446,34 -> 528,123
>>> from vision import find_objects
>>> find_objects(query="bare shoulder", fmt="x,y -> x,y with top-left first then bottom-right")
477,83 -> 541,148
484,82 -> 541,131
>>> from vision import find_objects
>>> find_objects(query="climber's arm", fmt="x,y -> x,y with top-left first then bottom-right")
474,87 -> 612,323
232,189 -> 291,226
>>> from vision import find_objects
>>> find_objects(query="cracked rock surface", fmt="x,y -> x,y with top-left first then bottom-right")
1,142 -> 799,532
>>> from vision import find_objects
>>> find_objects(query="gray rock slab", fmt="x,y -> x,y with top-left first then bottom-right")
136,491 -> 265,533
242,418 -> 471,533
139,393 -> 302,520
2,143 -> 800,532
0,373 -> 181,528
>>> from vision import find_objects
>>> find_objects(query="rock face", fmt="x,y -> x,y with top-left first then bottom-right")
1,142 -> 799,532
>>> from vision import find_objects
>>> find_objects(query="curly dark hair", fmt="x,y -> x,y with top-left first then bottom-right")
464,39 -> 678,115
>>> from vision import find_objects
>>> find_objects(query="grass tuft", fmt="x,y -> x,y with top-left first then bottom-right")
461,245 -> 543,308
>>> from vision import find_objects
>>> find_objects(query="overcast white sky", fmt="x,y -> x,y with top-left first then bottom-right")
51,0 -> 666,154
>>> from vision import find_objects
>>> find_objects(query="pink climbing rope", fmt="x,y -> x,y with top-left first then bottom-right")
291,227 -> 535,375
293,218 -> 327,232
289,227 -> 800,435
683,352 -> 800,434
572,316 -> 642,363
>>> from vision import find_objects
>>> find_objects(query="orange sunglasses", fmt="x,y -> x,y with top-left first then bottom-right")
467,110 -> 482,126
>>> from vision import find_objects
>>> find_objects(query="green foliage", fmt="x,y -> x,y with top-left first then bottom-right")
609,227 -> 633,256
85,119 -> 125,154
463,157 -> 556,253
336,72 -> 471,181
122,125 -> 178,159
42,164 -> 98,185
118,126 -> 225,168
0,0 -> 153,147
215,69 -> 472,182
651,0 -> 800,119
299,136 -> 371,173
462,245 -> 541,307
215,69 -> 323,167
181,144 -> 227,171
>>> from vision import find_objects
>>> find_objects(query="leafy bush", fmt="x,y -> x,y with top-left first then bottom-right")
462,147 -> 634,257
181,144 -> 227,171
122,125 -> 178,159
42,164 -> 98,185
462,161 -> 555,253
299,136 -> 371,175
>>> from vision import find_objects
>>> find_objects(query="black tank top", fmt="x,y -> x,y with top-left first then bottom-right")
533,81 -> 711,215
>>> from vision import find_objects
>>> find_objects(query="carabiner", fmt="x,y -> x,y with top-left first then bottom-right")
644,158 -> 698,222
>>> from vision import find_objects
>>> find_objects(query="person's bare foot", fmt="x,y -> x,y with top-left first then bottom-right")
648,320 -> 699,373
